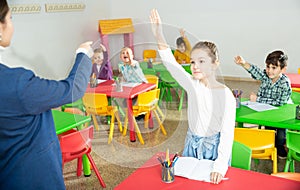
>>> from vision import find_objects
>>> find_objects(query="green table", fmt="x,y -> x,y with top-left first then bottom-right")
140,61 -> 191,74
52,109 -> 92,176
236,103 -> 300,130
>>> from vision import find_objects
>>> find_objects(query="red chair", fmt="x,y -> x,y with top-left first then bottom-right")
59,125 -> 106,188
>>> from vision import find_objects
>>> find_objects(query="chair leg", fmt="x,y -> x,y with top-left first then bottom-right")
144,113 -> 150,129
113,98 -> 125,117
159,86 -> 166,105
108,114 -> 115,144
153,110 -> 167,135
156,105 -> 165,120
178,89 -> 185,111
167,87 -> 172,102
123,110 -> 128,136
132,117 -> 144,144
115,111 -> 123,132
291,161 -> 295,172
91,114 -> 100,131
273,153 -> 278,174
86,153 -> 106,188
284,158 -> 291,172
77,157 -> 83,177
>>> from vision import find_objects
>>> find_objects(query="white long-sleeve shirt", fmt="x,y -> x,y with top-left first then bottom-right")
158,48 -> 236,176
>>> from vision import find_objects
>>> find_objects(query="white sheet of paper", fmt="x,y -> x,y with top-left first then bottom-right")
241,101 -> 278,112
174,157 -> 214,182
97,79 -> 107,84
120,82 -> 141,87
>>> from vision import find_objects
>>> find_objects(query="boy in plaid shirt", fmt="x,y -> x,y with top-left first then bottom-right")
234,50 -> 291,159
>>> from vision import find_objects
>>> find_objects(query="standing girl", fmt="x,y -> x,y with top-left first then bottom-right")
150,9 -> 236,184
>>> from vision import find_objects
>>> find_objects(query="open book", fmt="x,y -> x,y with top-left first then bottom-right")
174,157 -> 214,182
241,101 -> 278,112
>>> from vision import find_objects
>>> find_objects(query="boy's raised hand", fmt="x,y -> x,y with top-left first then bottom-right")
234,55 -> 246,66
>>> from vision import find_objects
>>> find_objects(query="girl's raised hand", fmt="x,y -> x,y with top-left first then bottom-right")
180,28 -> 186,38
149,9 -> 162,38
149,9 -> 168,50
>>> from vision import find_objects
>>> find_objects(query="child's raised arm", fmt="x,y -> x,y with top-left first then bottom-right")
150,9 -> 168,50
234,55 -> 251,70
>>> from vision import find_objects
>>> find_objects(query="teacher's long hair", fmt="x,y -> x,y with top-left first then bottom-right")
0,0 -> 9,24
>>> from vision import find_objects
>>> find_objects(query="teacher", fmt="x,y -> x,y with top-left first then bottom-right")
0,1 -> 93,189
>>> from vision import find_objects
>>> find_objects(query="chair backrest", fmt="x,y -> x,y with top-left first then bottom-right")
286,130 -> 300,161
145,75 -> 159,88
231,141 -> 252,170
234,128 -> 275,150
159,70 -> 177,84
82,93 -> 109,114
61,98 -> 85,112
143,49 -> 156,61
59,125 -> 93,155
291,91 -> 300,104
137,89 -> 159,106
142,68 -> 157,75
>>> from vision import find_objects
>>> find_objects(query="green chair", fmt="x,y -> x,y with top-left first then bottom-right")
284,130 -> 300,172
142,68 -> 157,75
231,141 -> 252,170
61,99 -> 85,113
159,70 -> 185,111
291,91 -> 300,104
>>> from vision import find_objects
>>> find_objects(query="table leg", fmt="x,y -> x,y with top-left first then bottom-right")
237,122 -> 244,128
83,154 -> 91,177
77,124 -> 91,176
127,99 -> 136,142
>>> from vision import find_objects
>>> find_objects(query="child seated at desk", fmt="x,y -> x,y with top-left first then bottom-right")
173,28 -> 192,64
234,50 -> 292,159
91,44 -> 113,80
118,47 -> 148,83
118,47 -> 148,117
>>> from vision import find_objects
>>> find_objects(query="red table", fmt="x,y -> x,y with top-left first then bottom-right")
286,73 -> 300,88
115,154 -> 300,190
86,80 -> 156,142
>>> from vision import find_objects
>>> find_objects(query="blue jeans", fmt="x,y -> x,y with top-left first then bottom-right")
182,128 -> 220,161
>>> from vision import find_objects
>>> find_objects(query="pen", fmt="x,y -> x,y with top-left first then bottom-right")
172,152 -> 178,161
156,157 -> 164,166
170,156 -> 178,167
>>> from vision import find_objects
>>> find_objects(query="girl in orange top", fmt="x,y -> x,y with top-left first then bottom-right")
173,28 -> 192,64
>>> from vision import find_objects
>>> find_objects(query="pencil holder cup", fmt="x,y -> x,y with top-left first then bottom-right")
296,105 -> 300,120
115,78 -> 123,92
90,77 -> 97,88
161,165 -> 175,183
235,97 -> 241,108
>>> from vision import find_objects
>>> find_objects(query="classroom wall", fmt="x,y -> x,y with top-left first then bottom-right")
5,0 -> 110,79
4,0 -> 300,80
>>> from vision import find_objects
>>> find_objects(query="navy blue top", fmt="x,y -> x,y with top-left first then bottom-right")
0,52 -> 92,189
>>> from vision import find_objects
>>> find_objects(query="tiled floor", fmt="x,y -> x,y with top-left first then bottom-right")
63,79 -> 300,190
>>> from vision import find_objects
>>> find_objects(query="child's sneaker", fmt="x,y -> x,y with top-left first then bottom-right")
277,145 -> 287,159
